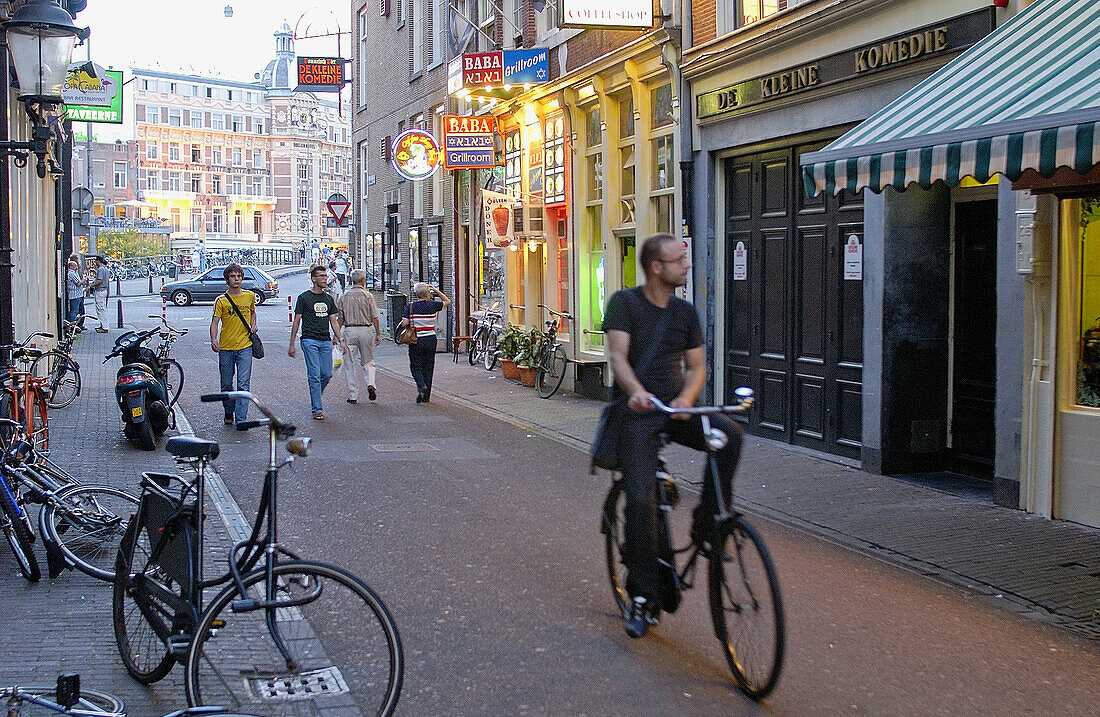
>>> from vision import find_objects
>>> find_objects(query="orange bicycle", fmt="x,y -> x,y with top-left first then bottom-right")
1,333 -> 53,452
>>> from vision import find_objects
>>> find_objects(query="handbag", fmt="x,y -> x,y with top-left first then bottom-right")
396,319 -> 418,345
590,291 -> 674,473
223,293 -> 265,359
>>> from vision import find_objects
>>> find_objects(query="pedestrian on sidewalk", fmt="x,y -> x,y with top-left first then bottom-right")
603,232 -> 744,639
210,263 -> 257,428
66,260 -> 85,324
86,255 -> 110,333
337,269 -> 381,404
310,239 -> 320,265
289,264 -> 345,420
397,282 -> 450,403
335,251 -> 349,291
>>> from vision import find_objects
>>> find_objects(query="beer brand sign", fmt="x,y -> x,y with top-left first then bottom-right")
442,115 -> 496,170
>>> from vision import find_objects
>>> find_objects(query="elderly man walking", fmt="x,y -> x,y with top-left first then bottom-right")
337,269 -> 382,403
87,255 -> 110,333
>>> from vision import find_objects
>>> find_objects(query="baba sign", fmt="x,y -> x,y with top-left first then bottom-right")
391,128 -> 442,181
442,114 -> 496,170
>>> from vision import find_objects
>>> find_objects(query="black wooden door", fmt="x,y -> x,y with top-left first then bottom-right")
951,200 -> 997,477
724,144 -> 863,459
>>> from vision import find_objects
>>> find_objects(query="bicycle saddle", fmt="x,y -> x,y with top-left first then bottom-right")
12,347 -> 43,359
166,436 -> 220,460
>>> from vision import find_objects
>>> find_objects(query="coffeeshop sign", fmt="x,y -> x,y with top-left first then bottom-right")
696,8 -> 993,120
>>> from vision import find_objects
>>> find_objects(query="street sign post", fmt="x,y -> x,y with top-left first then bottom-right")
326,193 -> 351,227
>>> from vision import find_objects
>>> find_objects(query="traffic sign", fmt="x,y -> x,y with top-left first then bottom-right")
326,193 -> 350,226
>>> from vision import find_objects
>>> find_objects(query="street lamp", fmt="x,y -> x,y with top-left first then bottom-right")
0,0 -> 87,178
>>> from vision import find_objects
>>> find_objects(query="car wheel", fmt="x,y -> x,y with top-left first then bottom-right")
171,290 -> 192,306
252,290 -> 265,305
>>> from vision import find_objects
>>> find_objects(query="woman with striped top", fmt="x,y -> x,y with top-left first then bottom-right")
398,282 -> 451,403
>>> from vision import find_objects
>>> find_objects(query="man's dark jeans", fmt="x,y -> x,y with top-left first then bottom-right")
619,409 -> 744,603
408,334 -> 438,398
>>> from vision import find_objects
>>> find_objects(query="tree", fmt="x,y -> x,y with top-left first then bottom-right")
94,229 -> 163,259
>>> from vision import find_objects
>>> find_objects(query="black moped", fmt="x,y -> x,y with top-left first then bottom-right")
104,329 -> 175,450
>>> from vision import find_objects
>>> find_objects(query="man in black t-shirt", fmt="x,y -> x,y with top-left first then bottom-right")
289,265 -> 345,419
604,233 -> 744,639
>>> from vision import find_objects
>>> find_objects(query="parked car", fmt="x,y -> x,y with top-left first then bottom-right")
160,265 -> 279,306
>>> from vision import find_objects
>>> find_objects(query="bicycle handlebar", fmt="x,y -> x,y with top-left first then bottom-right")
148,315 -> 186,336
0,331 -> 54,351
536,304 -> 574,321
648,388 -> 754,415
200,391 -> 295,435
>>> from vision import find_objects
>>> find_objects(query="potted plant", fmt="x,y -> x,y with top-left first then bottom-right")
498,324 -> 524,380
516,327 -> 540,387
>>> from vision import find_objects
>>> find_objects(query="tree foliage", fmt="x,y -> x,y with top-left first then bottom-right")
95,229 -> 164,259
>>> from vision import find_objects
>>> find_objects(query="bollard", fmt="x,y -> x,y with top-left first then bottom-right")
162,295 -> 167,322
148,274 -> 153,294
115,276 -> 121,296
288,295 -> 292,323
116,299 -> 124,329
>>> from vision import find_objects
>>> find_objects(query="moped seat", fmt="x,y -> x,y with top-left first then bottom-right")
166,436 -> 220,460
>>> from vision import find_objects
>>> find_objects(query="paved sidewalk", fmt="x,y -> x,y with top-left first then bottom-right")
371,340 -> 1100,643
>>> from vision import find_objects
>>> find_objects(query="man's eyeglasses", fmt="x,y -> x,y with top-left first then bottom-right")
656,255 -> 689,265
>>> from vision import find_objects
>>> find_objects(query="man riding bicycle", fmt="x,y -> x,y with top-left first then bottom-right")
603,233 -> 744,639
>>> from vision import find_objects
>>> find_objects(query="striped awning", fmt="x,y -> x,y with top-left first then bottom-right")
801,0 -> 1100,197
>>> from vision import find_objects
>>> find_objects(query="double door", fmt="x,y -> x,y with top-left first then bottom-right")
724,144 -> 863,459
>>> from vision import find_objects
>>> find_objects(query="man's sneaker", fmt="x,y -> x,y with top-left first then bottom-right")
224,414 -> 234,426
367,385 -> 377,401
624,596 -> 658,639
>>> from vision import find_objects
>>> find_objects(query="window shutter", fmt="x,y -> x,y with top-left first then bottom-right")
381,136 -> 391,161
380,0 -> 389,16
425,1 -> 433,65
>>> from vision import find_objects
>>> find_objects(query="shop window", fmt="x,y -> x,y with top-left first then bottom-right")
587,206 -> 605,347
653,193 -> 673,235
555,212 -> 571,340
409,228 -> 421,283
587,155 -> 603,202
1078,198 -> 1100,407
191,209 -> 203,232
651,84 -> 673,129
620,146 -> 635,198
504,129 -> 522,200
585,107 -> 601,147
545,115 -> 566,205
619,96 -> 635,138
653,135 -> 674,190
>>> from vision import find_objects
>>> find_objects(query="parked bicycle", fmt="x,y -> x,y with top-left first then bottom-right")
113,391 -> 403,716
1,334 -> 55,451
468,300 -> 504,370
32,317 -> 86,409
600,390 -> 786,700
1,675 -> 124,716
532,304 -> 573,398
0,417 -> 138,582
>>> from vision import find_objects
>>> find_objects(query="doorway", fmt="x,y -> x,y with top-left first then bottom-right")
951,199 -> 998,477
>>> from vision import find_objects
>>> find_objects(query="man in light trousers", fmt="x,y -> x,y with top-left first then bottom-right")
337,269 -> 381,403
87,255 -> 110,333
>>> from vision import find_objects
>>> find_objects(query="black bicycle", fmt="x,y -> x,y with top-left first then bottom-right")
600,390 -> 786,700
31,317 -> 86,409
532,304 -> 573,398
113,391 -> 403,716
468,300 -> 504,370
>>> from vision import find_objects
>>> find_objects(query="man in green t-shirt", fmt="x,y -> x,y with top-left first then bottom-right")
210,263 -> 257,428
289,265 -> 345,419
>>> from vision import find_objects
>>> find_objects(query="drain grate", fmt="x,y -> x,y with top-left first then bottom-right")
369,442 -> 439,453
250,665 -> 349,701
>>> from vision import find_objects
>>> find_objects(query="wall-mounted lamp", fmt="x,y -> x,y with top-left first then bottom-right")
527,239 -> 538,252
1,0 -> 87,178
508,240 -> 518,252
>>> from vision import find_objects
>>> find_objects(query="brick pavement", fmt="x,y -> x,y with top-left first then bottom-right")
370,340 -> 1100,642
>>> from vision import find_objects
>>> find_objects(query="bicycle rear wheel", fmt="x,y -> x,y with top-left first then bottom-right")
112,518 -> 177,684
600,479 -> 631,617
43,484 -> 138,582
708,515 -> 785,700
483,329 -> 499,371
185,560 -> 403,717
0,485 -> 40,581
469,328 -> 484,365
161,358 -> 184,408
31,350 -> 81,409
536,345 -> 568,398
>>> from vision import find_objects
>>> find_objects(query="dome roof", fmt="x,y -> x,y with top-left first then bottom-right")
260,21 -> 295,91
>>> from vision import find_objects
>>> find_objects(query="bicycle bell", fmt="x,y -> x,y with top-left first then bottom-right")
706,428 -> 729,451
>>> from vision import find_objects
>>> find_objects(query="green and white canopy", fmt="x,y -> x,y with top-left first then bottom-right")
801,0 -> 1100,197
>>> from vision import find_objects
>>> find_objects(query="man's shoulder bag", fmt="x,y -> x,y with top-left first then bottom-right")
590,291 -> 673,473
223,293 -> 265,359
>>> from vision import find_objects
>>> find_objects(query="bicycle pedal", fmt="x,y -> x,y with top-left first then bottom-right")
167,633 -> 193,655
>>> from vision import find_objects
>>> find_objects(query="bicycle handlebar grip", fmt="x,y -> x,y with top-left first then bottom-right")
200,393 -> 231,402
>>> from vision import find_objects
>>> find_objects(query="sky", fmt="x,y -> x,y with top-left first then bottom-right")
77,1 -> 352,83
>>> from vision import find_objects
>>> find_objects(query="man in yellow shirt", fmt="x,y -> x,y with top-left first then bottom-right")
210,263 -> 257,428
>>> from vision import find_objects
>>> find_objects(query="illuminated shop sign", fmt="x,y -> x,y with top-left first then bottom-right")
442,115 -> 496,170
562,0 -> 652,28
391,129 -> 442,181
453,49 -> 550,96
296,57 -> 345,93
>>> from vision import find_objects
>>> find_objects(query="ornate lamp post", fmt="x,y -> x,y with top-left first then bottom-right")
0,0 -> 86,362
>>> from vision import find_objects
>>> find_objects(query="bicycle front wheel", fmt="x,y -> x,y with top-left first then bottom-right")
5,686 -> 125,715
185,560 -> 404,717
44,484 -> 138,582
600,479 -> 630,617
0,485 -> 40,581
536,345 -> 568,399
469,328 -> 484,365
161,358 -> 184,408
31,350 -> 81,409
708,515 -> 785,700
